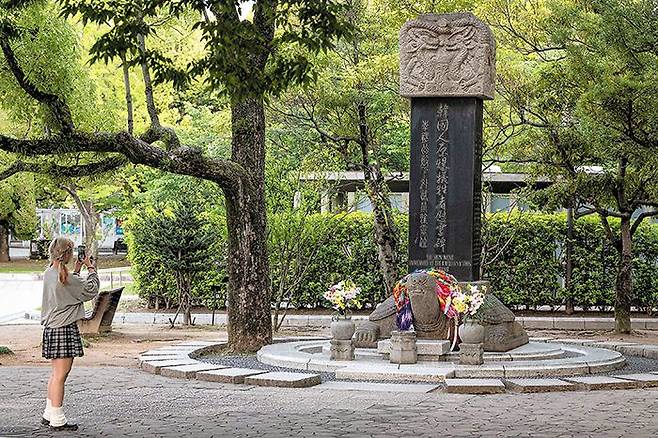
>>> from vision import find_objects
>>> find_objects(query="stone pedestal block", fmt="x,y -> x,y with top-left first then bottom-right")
459,343 -> 484,365
330,339 -> 355,361
390,330 -> 418,364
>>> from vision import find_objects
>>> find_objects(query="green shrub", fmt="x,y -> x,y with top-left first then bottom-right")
129,204 -> 658,313
0,346 -> 13,355
126,175 -> 228,314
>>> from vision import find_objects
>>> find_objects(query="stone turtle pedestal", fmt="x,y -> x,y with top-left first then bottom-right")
330,339 -> 355,361
459,343 -> 484,365
390,331 -> 418,364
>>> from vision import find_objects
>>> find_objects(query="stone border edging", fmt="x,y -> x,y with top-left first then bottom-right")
138,337 -> 658,394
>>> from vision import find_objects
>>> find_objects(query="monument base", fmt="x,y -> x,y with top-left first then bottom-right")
459,343 -> 484,365
330,339 -> 354,361
389,331 -> 417,364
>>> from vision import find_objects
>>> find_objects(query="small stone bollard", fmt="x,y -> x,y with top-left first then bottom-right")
459,343 -> 484,365
390,330 -> 417,364
330,339 -> 355,361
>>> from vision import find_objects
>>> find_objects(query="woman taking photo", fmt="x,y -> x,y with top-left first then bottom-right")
40,237 -> 99,431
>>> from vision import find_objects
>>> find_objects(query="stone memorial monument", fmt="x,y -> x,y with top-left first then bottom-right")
353,13 -> 528,352
401,12 -> 494,278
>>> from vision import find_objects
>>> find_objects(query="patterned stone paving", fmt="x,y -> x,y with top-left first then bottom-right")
1,366 -> 657,437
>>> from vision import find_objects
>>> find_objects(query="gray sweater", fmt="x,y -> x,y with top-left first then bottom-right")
41,266 -> 100,328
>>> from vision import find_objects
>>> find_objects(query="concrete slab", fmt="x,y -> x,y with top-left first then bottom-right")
503,378 -> 576,393
196,368 -> 269,384
140,350 -> 191,356
562,376 -> 641,390
581,318 -> 614,330
590,341 -> 637,352
642,346 -> 658,359
454,364 -> 505,378
553,319 -> 585,330
244,372 -> 321,388
335,363 -> 454,383
159,363 -> 228,379
445,379 -> 505,394
377,339 -> 450,356
614,373 -> 658,388
616,345 -> 646,357
587,357 -> 627,374
140,358 -> 199,375
502,363 -> 590,378
552,339 -> 596,346
518,317 -> 553,330
317,381 -> 440,393
139,355 -> 184,364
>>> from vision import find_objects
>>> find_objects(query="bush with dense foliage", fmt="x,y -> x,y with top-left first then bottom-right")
126,176 -> 227,318
129,209 -> 658,314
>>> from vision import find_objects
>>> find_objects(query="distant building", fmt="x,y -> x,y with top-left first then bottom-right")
300,170 -> 551,214
11,208 -> 124,250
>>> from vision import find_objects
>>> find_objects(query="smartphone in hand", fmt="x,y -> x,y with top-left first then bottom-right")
77,245 -> 86,263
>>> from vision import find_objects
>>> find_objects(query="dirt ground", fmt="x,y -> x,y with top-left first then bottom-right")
0,324 -> 329,367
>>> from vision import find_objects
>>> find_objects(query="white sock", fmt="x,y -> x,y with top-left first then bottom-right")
43,398 -> 52,421
49,406 -> 67,427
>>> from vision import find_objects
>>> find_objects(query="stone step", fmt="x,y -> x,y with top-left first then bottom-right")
614,373 -> 658,387
140,350 -> 191,356
377,339 -> 450,356
503,378 -> 576,393
139,355 -> 185,364
244,372 -> 321,388
562,376 -> 641,390
316,381 -> 440,393
444,379 -> 505,394
197,368 -> 269,384
141,358 -> 199,374
160,363 -> 229,379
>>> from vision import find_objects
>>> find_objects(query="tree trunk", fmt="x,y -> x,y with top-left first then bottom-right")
62,185 -> 100,259
364,166 -> 400,295
0,221 -> 10,262
615,217 -> 633,333
81,201 -> 100,259
355,100 -> 400,296
225,96 -> 272,352
565,204 -> 574,315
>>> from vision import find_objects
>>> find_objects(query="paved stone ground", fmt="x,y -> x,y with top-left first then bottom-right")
1,367 -> 657,437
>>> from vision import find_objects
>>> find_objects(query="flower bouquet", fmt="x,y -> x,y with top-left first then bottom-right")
324,280 -> 361,317
325,280 -> 361,340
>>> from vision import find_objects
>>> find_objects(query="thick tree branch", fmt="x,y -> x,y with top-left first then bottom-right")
631,210 -> 658,236
598,210 -> 621,252
0,156 -> 128,181
120,52 -> 134,135
0,37 -> 75,134
135,29 -> 180,150
0,132 -> 250,197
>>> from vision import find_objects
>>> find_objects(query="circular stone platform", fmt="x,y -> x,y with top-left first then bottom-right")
257,340 -> 626,382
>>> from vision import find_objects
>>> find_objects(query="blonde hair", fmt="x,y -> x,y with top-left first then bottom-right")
48,237 -> 74,284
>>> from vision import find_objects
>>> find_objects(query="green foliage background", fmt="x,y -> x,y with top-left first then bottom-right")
128,210 -> 658,313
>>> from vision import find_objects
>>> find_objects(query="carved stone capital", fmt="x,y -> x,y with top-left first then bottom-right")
400,13 -> 496,99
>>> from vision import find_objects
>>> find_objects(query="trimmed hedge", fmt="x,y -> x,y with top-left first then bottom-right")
129,210 -> 658,313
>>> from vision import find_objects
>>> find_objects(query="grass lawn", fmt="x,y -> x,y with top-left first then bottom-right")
0,255 -> 131,274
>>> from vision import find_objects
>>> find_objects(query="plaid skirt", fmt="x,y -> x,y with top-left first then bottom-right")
42,322 -> 84,359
